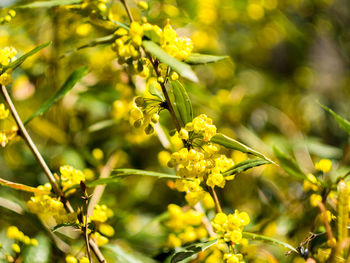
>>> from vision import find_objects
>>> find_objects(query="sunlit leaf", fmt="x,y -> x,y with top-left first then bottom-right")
52,223 -> 80,232
23,234 -> 51,263
171,80 -> 193,125
242,232 -> 298,253
211,133 -> 275,164
184,53 -> 229,65
148,81 -> 165,100
142,40 -> 198,82
1,42 -> 51,73
17,0 -> 82,8
320,103 -> 350,136
170,239 -> 218,263
24,66 -> 88,125
223,158 -> 271,177
0,177 -> 45,194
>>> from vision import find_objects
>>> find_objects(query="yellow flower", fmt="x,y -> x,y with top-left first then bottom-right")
167,233 -> 182,248
99,223 -> 115,237
137,1 -> 148,10
0,103 -> 9,119
12,243 -> 20,253
91,232 -> 109,247
310,194 -> 322,207
315,159 -> 332,173
65,255 -> 78,263
79,257 -> 89,263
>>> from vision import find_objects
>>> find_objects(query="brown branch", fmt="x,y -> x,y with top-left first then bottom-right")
0,84 -> 105,263
120,0 -> 134,22
317,201 -> 335,247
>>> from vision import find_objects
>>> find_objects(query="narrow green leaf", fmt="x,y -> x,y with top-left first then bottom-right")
52,223 -> 80,232
112,169 -> 180,180
243,232 -> 297,253
171,239 -> 218,263
24,66 -> 88,125
223,159 -> 270,177
17,0 -> 82,8
23,234 -> 51,263
1,42 -> 51,73
87,119 -> 117,133
211,133 -> 275,164
171,80 -> 193,125
273,146 -> 308,181
60,34 -> 118,59
142,40 -> 198,82
184,53 -> 229,65
319,103 -> 350,136
85,169 -> 180,187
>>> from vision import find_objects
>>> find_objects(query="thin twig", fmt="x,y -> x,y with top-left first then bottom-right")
0,84 -> 106,263
120,0 -> 134,22
317,201 -> 335,247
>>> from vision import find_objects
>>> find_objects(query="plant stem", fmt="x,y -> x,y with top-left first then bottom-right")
0,84 -> 106,263
120,0 -> 134,22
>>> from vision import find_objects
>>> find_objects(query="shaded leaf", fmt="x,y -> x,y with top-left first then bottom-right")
17,0 -> 81,8
60,34 -> 118,59
184,53 -> 229,65
320,103 -> 350,136
24,66 -> 88,125
171,80 -> 193,125
23,234 -> 51,263
211,133 -> 275,164
1,42 -> 51,73
85,169 -> 180,187
142,40 -> 198,82
242,232 -> 297,253
52,223 -> 80,232
273,146 -> 308,181
223,158 -> 271,177
171,239 -> 218,263
0,177 -> 45,194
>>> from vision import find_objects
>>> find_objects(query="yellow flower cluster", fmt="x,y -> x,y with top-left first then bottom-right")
169,142 -> 234,189
80,0 -> 109,15
315,159 -> 332,173
27,183 -> 76,225
0,9 -> 16,25
180,114 -> 217,142
58,165 -> 85,195
0,103 -> 9,119
160,23 -> 193,61
211,211 -> 250,244
302,173 -> 320,192
0,47 -> 16,67
130,95 -> 163,135
89,204 -> 115,246
165,204 -> 208,248
7,226 -> 38,247
66,255 -> 90,263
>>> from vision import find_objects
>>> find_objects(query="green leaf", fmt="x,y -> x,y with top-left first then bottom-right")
1,42 -> 51,73
223,158 -> 271,177
24,66 -> 88,125
142,40 -> 198,82
273,146 -> 308,181
104,244 -> 157,263
52,223 -> 80,232
171,80 -> 193,125
319,103 -> 350,136
17,0 -> 82,8
60,34 -> 118,59
148,81 -> 165,100
184,53 -> 229,65
170,239 -> 218,263
85,169 -> 180,187
242,232 -> 297,253
23,234 -> 51,263
211,133 -> 275,164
